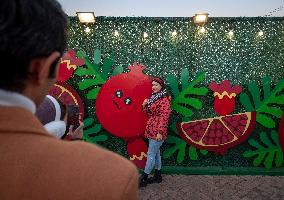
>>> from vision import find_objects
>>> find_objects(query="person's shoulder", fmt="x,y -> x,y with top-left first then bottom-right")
39,138 -> 138,198
50,139 -> 137,172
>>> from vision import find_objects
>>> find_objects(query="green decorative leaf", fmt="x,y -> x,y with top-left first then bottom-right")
92,135 -> 108,142
262,76 -> 271,99
186,87 -> 208,96
84,134 -> 108,144
75,48 -> 122,100
83,118 -> 108,144
189,146 -> 198,160
257,106 -> 283,118
83,118 -> 95,127
112,65 -> 124,76
248,138 -> 264,149
264,151 -> 275,169
200,150 -> 208,155
93,49 -> 102,65
170,120 -> 178,135
248,82 -> 261,108
166,74 -> 179,99
172,104 -> 193,117
240,77 -> 284,128
74,68 -> 88,76
181,68 -> 189,90
101,57 -> 115,80
78,79 -> 103,90
253,152 -> 266,166
86,87 -> 100,99
77,50 -> 97,75
164,135 -> 209,162
163,146 -> 179,158
168,70 -> 207,117
163,136 -> 186,163
270,95 -> 284,104
275,151 -> 284,167
175,97 -> 202,109
260,131 -> 273,147
240,93 -> 254,111
177,143 -> 186,163
84,124 -> 102,135
243,130 -> 283,169
256,113 -> 276,128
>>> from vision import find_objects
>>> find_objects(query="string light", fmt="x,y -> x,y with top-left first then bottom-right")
143,32 -> 148,38
171,30 -> 177,36
258,30 -> 264,36
114,30 -> 119,36
85,27 -> 91,33
199,27 -> 206,33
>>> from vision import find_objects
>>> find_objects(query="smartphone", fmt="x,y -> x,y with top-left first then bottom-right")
66,105 -> 80,131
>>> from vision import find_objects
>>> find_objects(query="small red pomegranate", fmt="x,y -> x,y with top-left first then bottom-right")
57,49 -> 85,82
209,80 -> 242,116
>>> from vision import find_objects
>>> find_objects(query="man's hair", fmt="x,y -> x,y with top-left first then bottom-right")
0,0 -> 67,92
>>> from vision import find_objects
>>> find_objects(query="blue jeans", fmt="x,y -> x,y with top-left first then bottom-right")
144,139 -> 164,174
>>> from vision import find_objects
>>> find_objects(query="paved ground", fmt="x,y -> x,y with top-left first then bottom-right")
139,175 -> 284,200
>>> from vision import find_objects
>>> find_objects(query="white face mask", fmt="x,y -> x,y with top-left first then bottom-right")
44,121 -> 66,139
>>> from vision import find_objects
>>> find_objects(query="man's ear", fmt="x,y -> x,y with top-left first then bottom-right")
29,52 -> 61,86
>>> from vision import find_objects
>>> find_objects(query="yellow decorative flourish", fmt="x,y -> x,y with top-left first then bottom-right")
54,84 -> 79,105
61,59 -> 77,70
130,152 -> 147,161
214,91 -> 236,99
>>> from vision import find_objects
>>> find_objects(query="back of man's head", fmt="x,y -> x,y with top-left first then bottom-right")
0,0 -> 67,92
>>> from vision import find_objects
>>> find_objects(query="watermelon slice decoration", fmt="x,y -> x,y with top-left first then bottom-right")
177,112 -> 256,154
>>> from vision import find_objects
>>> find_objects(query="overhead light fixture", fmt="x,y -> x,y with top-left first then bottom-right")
76,12 -> 95,23
193,13 -> 209,25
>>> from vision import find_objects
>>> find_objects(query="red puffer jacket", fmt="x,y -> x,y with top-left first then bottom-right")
144,96 -> 171,140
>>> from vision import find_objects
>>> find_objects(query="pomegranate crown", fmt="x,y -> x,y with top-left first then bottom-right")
127,62 -> 146,75
209,80 -> 242,95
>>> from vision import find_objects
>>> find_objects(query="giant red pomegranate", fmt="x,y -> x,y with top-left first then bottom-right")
96,63 -> 152,168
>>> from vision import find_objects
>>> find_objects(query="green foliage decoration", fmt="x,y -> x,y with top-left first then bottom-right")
240,76 -> 284,128
243,130 -> 283,169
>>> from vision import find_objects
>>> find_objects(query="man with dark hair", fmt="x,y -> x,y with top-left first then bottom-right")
0,0 -> 138,199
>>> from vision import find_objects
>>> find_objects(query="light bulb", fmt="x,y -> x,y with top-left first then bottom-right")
172,30 -> 177,36
114,30 -> 119,36
228,30 -> 234,37
199,27 -> 206,33
143,32 -> 148,38
258,31 -> 264,36
85,27 -> 91,33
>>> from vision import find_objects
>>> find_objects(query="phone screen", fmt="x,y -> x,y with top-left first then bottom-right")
66,105 -> 80,131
